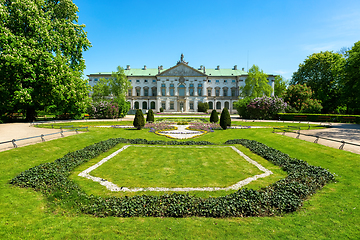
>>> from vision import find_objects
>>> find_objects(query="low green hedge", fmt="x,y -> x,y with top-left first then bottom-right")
278,113 -> 360,123
10,138 -> 334,218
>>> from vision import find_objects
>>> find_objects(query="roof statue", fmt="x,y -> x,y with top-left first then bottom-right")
177,53 -> 188,65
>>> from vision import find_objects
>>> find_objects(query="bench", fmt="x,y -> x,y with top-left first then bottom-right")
342,116 -> 356,123
293,115 -> 308,122
318,116 -> 332,126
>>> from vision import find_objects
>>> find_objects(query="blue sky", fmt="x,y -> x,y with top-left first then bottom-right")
74,0 -> 360,80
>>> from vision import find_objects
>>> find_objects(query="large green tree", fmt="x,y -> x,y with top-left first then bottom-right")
0,0 -> 91,121
343,41 -> 360,114
274,75 -> 288,97
92,66 -> 131,100
239,65 -> 272,99
291,51 -> 345,113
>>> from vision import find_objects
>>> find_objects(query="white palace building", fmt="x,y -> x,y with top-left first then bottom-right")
87,55 -> 276,113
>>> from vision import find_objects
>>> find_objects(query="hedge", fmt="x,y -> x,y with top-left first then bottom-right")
278,113 -> 360,123
10,138 -> 335,218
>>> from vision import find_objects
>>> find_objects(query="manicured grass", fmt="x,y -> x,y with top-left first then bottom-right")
89,145 -> 263,188
1,124 -> 359,239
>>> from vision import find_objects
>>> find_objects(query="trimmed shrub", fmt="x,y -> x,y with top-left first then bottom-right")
160,107 -> 164,112
146,109 -> 154,123
220,107 -> 231,130
133,109 -> 145,129
198,102 -> 209,113
210,110 -> 218,123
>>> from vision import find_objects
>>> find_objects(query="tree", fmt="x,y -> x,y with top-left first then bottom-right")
274,75 -> 288,97
291,51 -> 345,113
283,84 -> 322,113
133,109 -> 145,130
146,109 -> 154,123
209,110 -> 218,123
220,108 -> 231,130
233,97 -> 251,119
239,65 -> 273,98
0,0 -> 91,121
343,41 -> 360,114
92,78 -> 111,101
197,102 -> 209,113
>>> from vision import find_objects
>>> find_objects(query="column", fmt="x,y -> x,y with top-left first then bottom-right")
166,82 -> 170,96
157,80 -> 161,96
194,99 -> 198,112
203,80 -> 207,97
156,99 -> 161,112
185,98 -> 189,112
140,87 -> 144,96
175,85 -> 178,96
132,88 -> 135,96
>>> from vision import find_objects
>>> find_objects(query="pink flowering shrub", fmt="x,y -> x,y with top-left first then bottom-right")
145,122 -> 175,132
188,122 -> 222,132
246,96 -> 287,119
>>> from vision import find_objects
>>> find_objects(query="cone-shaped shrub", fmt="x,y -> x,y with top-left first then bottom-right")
210,109 -> 219,123
133,109 -> 145,130
146,109 -> 154,123
220,107 -> 231,130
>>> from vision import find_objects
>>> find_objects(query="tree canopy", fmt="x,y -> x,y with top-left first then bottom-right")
240,65 -> 272,99
291,51 -> 345,113
343,41 -> 360,114
0,0 -> 91,121
92,66 -> 131,101
274,75 -> 288,97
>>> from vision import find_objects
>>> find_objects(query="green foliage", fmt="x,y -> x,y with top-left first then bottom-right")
283,84 -> 323,113
343,41 -> 360,114
10,137 -> 334,218
133,109 -> 145,129
146,109 -> 155,123
220,108 -> 231,129
246,96 -> 287,120
274,75 -> 288,97
160,107 -> 164,112
291,51 -> 345,113
209,110 -> 219,123
112,97 -> 131,118
233,97 -> 252,118
197,102 -> 209,113
91,78 -> 111,101
0,0 -> 91,121
240,65 -> 273,98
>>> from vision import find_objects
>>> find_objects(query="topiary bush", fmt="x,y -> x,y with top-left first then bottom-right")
198,102 -> 209,113
210,109 -> 218,123
146,109 -> 154,123
133,109 -> 145,129
220,107 -> 231,130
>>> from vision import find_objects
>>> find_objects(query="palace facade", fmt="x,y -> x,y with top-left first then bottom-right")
87,55 -> 276,113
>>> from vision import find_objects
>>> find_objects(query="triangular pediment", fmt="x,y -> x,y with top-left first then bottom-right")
157,63 -> 207,77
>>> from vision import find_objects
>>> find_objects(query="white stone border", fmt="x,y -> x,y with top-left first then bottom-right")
78,145 -> 273,192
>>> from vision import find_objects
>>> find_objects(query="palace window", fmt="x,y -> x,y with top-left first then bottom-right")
170,88 -> 174,96
216,80 -> 219,83
178,84 -> 185,96
161,84 -> 166,87
153,79 -> 156,82
198,84 -> 202,87
208,80 -> 211,82
170,102 -> 174,110
161,88 -> 166,96
152,88 -> 157,96
208,101 -> 213,109
136,88 -> 140,96
190,102 -> 194,110
224,80 -> 227,83
232,80 -> 236,83
128,89 -> 132,96
170,84 -> 174,87
231,88 -> 236,97
215,89 -> 220,96
189,84 -> 194,87
198,88 -> 202,96
189,88 -> 194,96
134,102 -> 139,109
161,102 -> 166,110
216,102 -> 221,110
144,79 -> 148,83
223,89 -> 228,96
144,88 -> 148,96
136,80 -> 140,83
207,89 -> 212,96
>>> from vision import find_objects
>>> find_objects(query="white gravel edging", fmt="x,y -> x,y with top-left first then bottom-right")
78,145 -> 273,192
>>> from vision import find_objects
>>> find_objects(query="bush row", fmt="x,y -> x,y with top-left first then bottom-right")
10,138 -> 334,218
278,113 -> 360,123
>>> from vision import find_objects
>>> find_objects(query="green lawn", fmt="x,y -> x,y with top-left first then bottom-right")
1,125 -> 359,239
89,145 -> 263,188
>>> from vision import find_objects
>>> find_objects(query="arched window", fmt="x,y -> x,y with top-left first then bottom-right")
216,102 -> 221,110
208,102 -> 213,109
151,101 -> 155,109
225,101 -> 230,109
134,101 -> 139,109
142,101 -> 147,110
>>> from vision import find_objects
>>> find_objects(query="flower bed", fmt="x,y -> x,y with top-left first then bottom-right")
188,122 -> 222,132
10,138 -> 335,218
